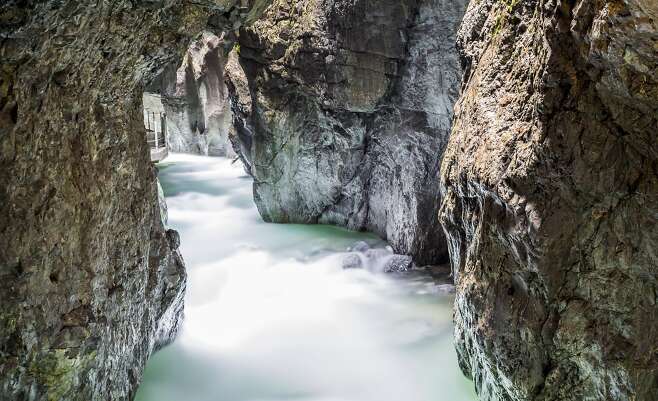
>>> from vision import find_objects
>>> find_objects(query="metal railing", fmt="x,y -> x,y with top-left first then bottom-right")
144,110 -> 167,149
144,109 -> 168,162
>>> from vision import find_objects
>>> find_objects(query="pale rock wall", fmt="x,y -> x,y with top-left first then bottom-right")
228,0 -> 468,265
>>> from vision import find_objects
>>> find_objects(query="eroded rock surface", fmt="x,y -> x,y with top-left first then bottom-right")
229,0 -> 468,264
440,0 -> 658,400
147,33 -> 235,157
0,1 -> 269,400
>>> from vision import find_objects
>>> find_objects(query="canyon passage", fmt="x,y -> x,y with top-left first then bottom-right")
1,1 -> 656,400
134,154 -> 476,401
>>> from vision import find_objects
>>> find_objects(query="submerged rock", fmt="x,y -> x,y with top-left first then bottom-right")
365,248 -> 393,262
343,246 -> 414,274
435,284 -> 456,295
0,1 -> 270,400
228,0 -> 468,265
349,241 -> 370,253
440,0 -> 658,400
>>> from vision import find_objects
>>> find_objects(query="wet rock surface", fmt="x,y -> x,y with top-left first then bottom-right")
229,0 -> 468,265
341,253 -> 363,269
342,242 -> 415,274
435,284 -> 456,295
440,0 -> 658,400
0,1 -> 269,400
382,255 -> 414,273
349,241 -> 370,254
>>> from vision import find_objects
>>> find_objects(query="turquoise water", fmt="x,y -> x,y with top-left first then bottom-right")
135,153 -> 476,401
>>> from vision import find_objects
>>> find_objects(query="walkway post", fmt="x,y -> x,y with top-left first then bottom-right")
154,112 -> 159,150
161,112 -> 167,148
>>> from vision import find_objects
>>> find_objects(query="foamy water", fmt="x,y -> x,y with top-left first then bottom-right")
135,154 -> 476,401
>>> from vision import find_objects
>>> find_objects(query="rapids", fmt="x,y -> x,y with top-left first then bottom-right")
135,154 -> 475,401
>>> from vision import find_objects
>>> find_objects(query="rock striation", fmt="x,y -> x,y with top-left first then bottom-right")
440,0 -> 658,400
147,33 -> 235,157
229,0 -> 468,264
0,1 -> 269,400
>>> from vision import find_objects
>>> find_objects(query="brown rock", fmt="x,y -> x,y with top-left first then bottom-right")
440,0 -> 658,400
0,1 -> 270,400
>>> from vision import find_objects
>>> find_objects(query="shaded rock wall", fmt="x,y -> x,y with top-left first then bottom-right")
0,1 -> 269,400
148,33 -> 236,157
225,51 -> 255,172
440,0 -> 658,400
230,0 -> 468,264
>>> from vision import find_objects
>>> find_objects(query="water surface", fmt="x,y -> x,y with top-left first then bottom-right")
136,153 -> 476,401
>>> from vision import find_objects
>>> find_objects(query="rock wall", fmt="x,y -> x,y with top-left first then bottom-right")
225,51 -> 255,173
230,0 -> 468,264
148,33 -> 236,157
0,1 -> 269,400
440,0 -> 658,400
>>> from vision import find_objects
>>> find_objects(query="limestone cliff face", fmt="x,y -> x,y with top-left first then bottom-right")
0,1 -> 269,400
229,0 -> 468,264
440,0 -> 658,400
148,33 -> 235,157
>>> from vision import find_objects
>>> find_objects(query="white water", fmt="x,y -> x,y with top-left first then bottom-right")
135,154 -> 476,401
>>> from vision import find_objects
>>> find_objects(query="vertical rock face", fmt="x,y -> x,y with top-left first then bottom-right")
225,51 -> 255,172
230,0 -> 468,264
440,0 -> 658,400
148,33 -> 236,157
0,1 -> 269,400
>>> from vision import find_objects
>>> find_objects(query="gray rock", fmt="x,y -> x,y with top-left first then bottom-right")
227,0 -> 468,265
341,253 -> 362,269
166,229 -> 181,250
0,1 -> 270,400
147,33 -> 235,157
364,248 -> 393,261
157,178 -> 169,227
349,241 -> 370,253
382,255 -> 414,273
435,284 -> 456,295
225,51 -> 254,174
440,0 -> 658,400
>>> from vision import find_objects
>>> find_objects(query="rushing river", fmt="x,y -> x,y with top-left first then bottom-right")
135,154 -> 476,401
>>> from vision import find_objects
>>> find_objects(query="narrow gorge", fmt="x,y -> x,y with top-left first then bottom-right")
229,0 -> 467,265
0,1 -> 656,401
